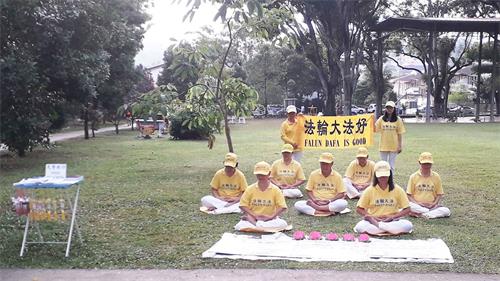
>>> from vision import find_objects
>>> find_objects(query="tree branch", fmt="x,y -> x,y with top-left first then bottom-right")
386,55 -> 424,74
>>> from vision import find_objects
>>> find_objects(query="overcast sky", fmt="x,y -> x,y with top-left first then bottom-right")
134,0 -> 222,67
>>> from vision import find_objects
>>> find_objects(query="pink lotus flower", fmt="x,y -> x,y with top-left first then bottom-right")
293,230 -> 305,240
325,232 -> 339,241
358,233 -> 370,242
309,231 -> 322,240
343,233 -> 355,241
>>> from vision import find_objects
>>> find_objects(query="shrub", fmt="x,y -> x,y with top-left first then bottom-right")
168,108 -> 211,140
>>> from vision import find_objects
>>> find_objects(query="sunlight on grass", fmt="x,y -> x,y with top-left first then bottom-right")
0,120 -> 499,273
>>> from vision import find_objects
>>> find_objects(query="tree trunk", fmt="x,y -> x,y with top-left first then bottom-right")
495,91 -> 500,115
376,33 -> 384,118
217,20 -> 234,153
324,82 -> 337,115
83,108 -> 89,139
224,116 -> 233,153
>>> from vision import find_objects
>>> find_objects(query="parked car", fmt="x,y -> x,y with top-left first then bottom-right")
449,105 -> 474,116
417,106 -> 434,117
267,104 -> 284,118
252,105 -> 265,118
351,105 -> 365,115
252,109 -> 265,119
366,103 -> 376,113
461,106 -> 474,116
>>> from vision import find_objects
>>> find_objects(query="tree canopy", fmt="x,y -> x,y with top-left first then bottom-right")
1,0 -> 149,155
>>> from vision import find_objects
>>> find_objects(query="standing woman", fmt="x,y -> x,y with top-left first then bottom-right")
375,101 -> 406,171
280,105 -> 304,162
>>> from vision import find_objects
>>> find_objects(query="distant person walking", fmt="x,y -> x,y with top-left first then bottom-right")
375,101 -> 406,171
280,105 -> 304,162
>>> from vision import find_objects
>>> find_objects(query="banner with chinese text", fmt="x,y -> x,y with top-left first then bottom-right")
299,114 -> 374,150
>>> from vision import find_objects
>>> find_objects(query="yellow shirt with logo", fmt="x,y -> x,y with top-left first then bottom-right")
357,184 -> 409,217
306,169 -> 346,200
239,183 -> 288,216
270,159 -> 306,185
375,116 -> 406,152
344,159 -> 375,184
406,170 -> 444,204
280,120 -> 304,151
210,169 -> 248,198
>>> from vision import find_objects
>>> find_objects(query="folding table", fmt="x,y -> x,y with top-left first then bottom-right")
13,176 -> 84,257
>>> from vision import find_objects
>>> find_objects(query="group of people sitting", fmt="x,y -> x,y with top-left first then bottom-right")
200,146 -> 451,236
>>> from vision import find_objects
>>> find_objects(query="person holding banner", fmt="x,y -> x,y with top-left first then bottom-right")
406,152 -> 451,219
234,161 -> 288,231
375,101 -> 406,171
280,105 -> 305,162
270,144 -> 306,198
201,153 -> 248,214
343,147 -> 375,199
294,153 -> 348,216
354,161 -> 413,235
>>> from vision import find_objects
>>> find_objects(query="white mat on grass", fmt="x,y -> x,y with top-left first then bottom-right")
202,232 -> 454,263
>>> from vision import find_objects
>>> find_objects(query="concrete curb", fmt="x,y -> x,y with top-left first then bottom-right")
2,269 -> 499,281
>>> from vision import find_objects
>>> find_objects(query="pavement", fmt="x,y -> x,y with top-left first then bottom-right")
0,125 -> 131,155
1,269 -> 499,281
49,124 -> 131,143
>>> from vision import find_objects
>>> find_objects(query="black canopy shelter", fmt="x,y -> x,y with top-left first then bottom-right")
372,17 -> 499,122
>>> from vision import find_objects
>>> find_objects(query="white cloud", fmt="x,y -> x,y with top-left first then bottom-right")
135,0 -> 222,67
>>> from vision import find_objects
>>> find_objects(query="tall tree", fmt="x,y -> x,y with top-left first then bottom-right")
386,0 -> 497,117
163,22 -> 259,152
97,0 -> 150,134
1,0 -> 149,155
189,0 -> 386,115
156,42 -> 200,99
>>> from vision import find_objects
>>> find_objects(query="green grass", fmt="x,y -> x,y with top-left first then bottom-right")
0,119 -> 499,273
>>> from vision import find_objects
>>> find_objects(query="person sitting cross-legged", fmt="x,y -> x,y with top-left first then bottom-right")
407,152 -> 451,219
354,161 -> 413,235
270,144 -> 306,199
343,147 -> 375,199
294,153 -> 348,216
200,153 -> 248,214
234,161 -> 288,231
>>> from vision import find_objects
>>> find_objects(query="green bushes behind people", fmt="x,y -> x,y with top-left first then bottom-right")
169,108 -> 212,140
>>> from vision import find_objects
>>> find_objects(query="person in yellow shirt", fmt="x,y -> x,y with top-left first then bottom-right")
294,153 -> 348,216
343,147 -> 375,199
234,161 -> 288,231
407,152 -> 451,219
375,101 -> 406,171
280,105 -> 304,162
354,161 -> 413,235
270,144 -> 306,198
201,153 -> 248,214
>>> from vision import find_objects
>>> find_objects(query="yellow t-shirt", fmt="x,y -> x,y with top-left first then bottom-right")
344,159 -> 375,185
306,169 -> 346,200
375,116 -> 406,152
270,159 -> 306,185
239,183 -> 288,216
407,170 -> 444,204
357,184 -> 410,217
280,120 -> 304,151
210,169 -> 248,198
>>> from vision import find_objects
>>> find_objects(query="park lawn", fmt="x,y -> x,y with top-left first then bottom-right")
0,119 -> 499,273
